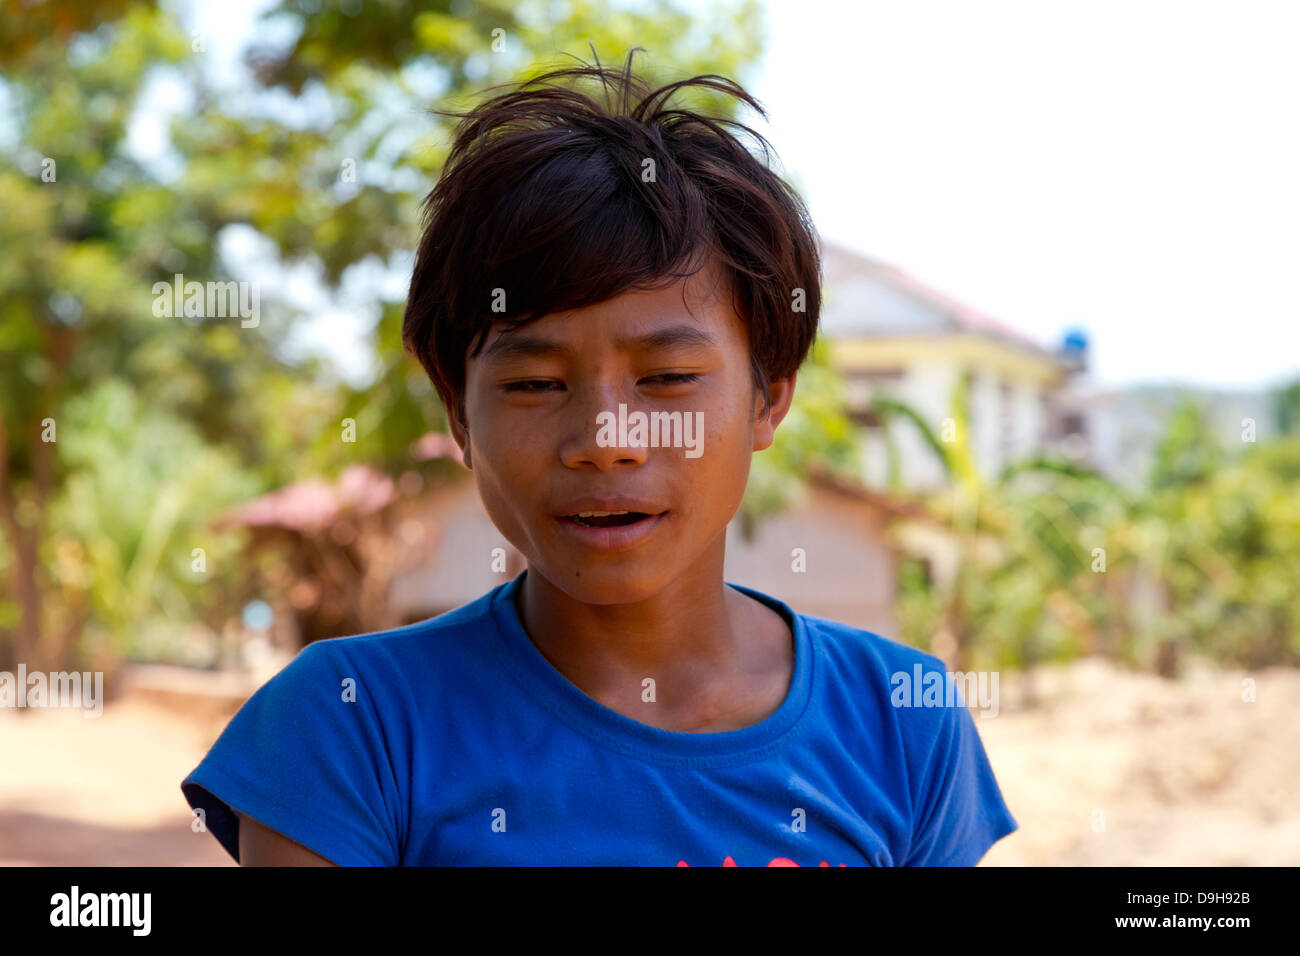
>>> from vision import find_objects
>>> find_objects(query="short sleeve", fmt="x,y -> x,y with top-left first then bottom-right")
902,674 -> 1018,866
180,639 -> 402,866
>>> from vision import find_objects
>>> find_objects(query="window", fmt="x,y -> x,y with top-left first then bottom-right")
845,367 -> 905,427
999,380 -> 1015,460
845,366 -> 905,406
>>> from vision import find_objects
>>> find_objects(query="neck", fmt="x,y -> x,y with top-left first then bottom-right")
513,550 -> 779,718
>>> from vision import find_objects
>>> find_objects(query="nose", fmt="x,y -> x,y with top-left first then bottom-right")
558,378 -> 649,471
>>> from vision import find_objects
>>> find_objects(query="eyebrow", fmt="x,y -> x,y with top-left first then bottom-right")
480,323 -> 720,362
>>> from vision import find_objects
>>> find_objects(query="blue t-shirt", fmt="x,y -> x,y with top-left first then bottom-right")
181,570 -> 1017,866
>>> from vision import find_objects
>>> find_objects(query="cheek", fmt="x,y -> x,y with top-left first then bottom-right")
465,420 -> 533,509
686,387 -> 754,490
468,453 -> 540,554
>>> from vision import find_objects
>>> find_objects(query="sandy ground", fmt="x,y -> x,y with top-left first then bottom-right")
1,656 -> 1296,866
0,692 -> 238,866
977,658 -> 1300,866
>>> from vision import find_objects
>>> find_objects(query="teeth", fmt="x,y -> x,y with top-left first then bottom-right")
575,510 -> 629,517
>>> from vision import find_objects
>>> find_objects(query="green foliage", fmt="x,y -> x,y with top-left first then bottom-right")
740,335 -> 862,538
894,390 -> 1300,672
1149,398 -> 1223,491
894,557 -> 942,655
18,0 -> 1286,678
1152,434 -> 1300,666
46,379 -> 259,661
0,0 -> 771,666
1274,378 -> 1300,436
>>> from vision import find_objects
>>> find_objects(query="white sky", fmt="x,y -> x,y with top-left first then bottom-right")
148,0 -> 1300,391
752,0 -> 1300,390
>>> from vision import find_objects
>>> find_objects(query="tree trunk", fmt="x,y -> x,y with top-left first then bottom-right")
0,504 -> 43,672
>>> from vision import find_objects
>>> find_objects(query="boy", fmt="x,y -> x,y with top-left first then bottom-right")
181,52 -> 1018,866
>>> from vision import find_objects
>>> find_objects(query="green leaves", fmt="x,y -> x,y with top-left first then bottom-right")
1,0 -> 770,665
741,334 -> 862,531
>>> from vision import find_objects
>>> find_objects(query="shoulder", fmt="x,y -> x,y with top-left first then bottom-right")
294,585 -> 505,684
797,608 -> 950,695
797,610 -> 1016,863
793,608 -> 974,773
728,581 -> 943,684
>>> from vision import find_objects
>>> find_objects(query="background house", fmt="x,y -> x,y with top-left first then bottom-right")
1083,383 -> 1279,489
382,462 -> 928,641
819,240 -> 1092,488
216,239 -> 1111,649
212,439 -> 936,647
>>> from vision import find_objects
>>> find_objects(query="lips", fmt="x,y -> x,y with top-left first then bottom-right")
552,497 -> 668,521
550,498 -> 670,552
566,511 -> 651,528
553,512 -> 668,552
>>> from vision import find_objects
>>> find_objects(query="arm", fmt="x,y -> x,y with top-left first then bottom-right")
237,811 -> 340,866
901,673 -> 1018,865
183,640 -> 403,866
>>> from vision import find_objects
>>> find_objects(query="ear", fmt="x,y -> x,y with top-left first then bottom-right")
448,405 -> 473,470
752,372 -> 797,452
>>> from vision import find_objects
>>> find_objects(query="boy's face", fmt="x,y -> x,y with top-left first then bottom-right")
451,259 -> 796,605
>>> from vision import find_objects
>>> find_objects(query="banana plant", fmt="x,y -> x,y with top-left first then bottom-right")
871,376 -> 1129,691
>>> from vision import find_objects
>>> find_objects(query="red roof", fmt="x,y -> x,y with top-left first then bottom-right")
820,239 -> 1056,358
211,464 -> 396,533
211,432 -> 466,533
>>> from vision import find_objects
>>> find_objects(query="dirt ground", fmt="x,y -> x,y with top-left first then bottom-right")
977,657 -> 1300,866
2,656 -> 1296,866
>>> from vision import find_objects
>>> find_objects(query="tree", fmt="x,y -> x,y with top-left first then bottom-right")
740,334 -> 862,540
0,3 -> 299,670
0,0 -> 774,669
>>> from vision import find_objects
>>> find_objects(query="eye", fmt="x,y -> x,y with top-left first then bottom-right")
644,373 -> 702,385
503,374 -> 700,392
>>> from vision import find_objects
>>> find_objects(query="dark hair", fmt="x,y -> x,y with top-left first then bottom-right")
402,48 -> 821,427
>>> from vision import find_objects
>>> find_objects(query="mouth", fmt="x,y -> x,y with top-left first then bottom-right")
553,509 -> 669,552
562,510 -> 656,528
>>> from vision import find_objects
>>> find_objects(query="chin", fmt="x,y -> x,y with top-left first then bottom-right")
535,559 -> 670,606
